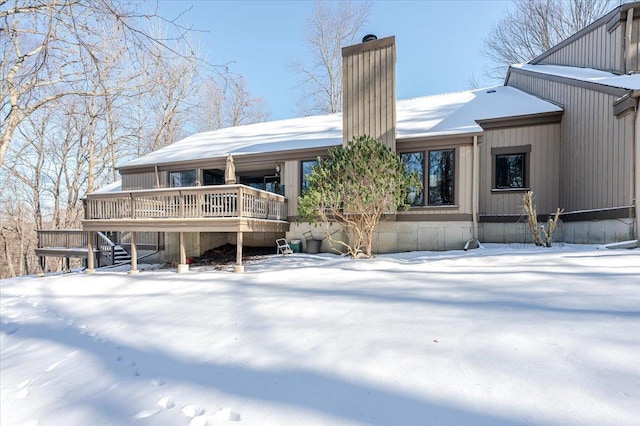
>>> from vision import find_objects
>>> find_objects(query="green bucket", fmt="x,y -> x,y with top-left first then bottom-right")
289,239 -> 301,253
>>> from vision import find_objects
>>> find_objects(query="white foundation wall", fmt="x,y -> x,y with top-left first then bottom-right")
479,218 -> 636,244
479,223 -> 539,244
562,219 -> 635,244
160,232 -> 200,263
287,221 -> 474,253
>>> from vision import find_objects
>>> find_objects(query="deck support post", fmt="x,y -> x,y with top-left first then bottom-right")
234,231 -> 244,273
129,231 -> 139,274
86,231 -> 95,274
177,231 -> 189,273
37,256 -> 45,277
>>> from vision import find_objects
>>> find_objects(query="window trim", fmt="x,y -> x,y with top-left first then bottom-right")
168,169 -> 197,188
427,148 -> 456,206
491,145 -> 531,192
400,151 -> 426,207
300,158 -> 320,195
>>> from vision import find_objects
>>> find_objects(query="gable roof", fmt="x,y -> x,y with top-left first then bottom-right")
119,86 -> 562,170
530,2 -> 640,66
511,63 -> 640,91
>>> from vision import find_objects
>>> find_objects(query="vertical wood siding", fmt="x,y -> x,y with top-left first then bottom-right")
283,160 -> 299,217
342,41 -> 396,149
538,24 -> 623,72
630,20 -> 640,71
508,72 -> 633,212
122,171 -> 162,190
479,124 -> 561,216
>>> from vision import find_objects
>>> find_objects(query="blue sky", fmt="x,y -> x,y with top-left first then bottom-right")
157,0 -> 512,121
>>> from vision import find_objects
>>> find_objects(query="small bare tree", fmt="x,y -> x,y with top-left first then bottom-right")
523,191 -> 564,247
482,0 -> 616,81
291,0 -> 373,115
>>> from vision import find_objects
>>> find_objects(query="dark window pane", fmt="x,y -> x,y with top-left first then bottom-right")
400,152 -> 424,206
301,160 -> 318,193
428,149 -> 455,205
203,169 -> 224,186
169,170 -> 196,187
495,154 -> 526,188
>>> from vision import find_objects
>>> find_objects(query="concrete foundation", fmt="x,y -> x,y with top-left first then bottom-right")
288,221 -> 474,253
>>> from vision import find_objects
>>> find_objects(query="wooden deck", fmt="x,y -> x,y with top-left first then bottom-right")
82,184 -> 289,233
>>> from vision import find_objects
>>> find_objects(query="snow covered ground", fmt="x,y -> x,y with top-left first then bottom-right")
1,244 -> 639,425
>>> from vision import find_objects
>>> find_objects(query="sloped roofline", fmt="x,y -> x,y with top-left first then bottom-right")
530,1 -> 640,66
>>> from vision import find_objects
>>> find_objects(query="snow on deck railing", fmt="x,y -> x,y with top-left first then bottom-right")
85,185 -> 287,221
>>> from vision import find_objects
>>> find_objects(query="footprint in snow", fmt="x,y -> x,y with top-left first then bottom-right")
156,396 -> 175,409
131,396 -> 175,419
181,405 -> 205,418
216,408 -> 241,422
150,378 -> 166,386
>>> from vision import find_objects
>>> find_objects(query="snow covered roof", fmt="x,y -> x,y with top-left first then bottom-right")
92,180 -> 122,193
512,64 -> 640,91
119,86 -> 562,169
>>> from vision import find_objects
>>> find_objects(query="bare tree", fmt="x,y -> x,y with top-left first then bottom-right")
482,0 -> 616,81
196,75 -> 270,132
0,1 -> 270,278
0,0 -> 201,168
291,0 -> 373,115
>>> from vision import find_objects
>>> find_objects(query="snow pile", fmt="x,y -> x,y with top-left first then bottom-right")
1,245 -> 639,425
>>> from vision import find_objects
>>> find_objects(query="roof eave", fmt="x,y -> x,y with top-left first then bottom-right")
475,111 -> 564,130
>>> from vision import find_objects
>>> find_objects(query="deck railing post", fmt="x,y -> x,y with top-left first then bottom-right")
130,193 -> 136,219
237,186 -> 244,217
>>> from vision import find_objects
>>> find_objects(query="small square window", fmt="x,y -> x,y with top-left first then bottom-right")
495,154 -> 526,189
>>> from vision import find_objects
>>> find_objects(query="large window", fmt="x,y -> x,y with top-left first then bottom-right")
428,149 -> 455,205
492,145 -> 530,190
300,159 -> 318,194
400,152 -> 424,206
169,169 -> 196,187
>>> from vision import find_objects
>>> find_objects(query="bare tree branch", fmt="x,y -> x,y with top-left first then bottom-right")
290,0 -> 372,115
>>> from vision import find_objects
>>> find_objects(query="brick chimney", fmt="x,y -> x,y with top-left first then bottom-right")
342,35 -> 396,150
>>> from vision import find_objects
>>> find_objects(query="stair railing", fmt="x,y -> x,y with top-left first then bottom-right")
96,231 -> 116,266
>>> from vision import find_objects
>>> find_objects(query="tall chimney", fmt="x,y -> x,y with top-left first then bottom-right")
342,35 -> 396,150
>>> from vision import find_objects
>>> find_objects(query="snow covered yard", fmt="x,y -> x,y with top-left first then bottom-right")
1,245 -> 639,425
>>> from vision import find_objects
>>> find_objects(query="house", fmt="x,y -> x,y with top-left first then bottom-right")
67,2 -> 640,272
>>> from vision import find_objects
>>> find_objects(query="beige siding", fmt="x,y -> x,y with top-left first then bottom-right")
538,24 -> 623,72
342,38 -> 396,149
283,160 -> 300,217
508,72 -> 633,212
121,171 -> 162,190
479,123 -> 561,216
629,19 -> 640,72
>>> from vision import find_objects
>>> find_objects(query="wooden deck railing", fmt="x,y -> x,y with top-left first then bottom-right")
37,230 -> 87,248
85,185 -> 288,221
